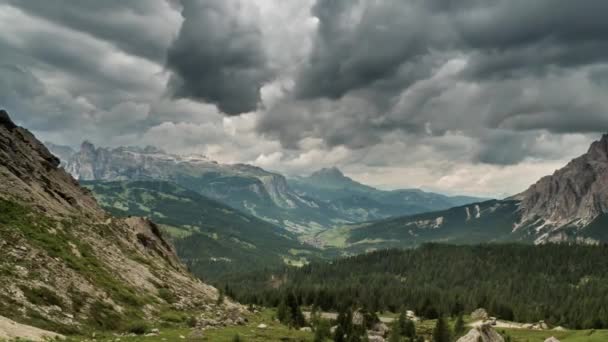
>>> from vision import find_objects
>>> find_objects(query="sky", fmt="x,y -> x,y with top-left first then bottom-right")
1,0 -> 607,197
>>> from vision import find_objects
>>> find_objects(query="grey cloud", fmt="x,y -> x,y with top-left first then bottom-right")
166,0 -> 273,115
295,0 -> 453,100
6,0 -> 178,62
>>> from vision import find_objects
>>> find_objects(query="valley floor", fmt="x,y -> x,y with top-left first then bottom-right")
34,309 -> 607,342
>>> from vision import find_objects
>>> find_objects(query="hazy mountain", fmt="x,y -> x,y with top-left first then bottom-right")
65,142 -> 340,233
43,142 -> 75,165
64,144 -> 485,233
289,167 -> 488,222
326,134 -> 608,252
0,110 -> 230,334
82,180 -> 320,280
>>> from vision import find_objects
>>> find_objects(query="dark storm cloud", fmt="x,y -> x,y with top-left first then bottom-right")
253,0 -> 608,165
297,0 -> 608,99
295,0 -> 453,100
165,0 -> 273,115
6,0 -> 176,62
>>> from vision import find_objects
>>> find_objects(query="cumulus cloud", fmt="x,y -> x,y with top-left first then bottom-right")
166,0 -> 273,115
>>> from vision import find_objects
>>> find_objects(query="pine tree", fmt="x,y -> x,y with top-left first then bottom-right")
388,319 -> 402,342
277,298 -> 289,325
432,316 -> 451,342
454,313 -> 465,337
314,319 -> 331,342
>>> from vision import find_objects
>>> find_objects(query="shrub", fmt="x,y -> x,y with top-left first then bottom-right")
158,288 -> 177,304
20,285 -> 65,308
127,321 -> 150,335
88,300 -> 122,331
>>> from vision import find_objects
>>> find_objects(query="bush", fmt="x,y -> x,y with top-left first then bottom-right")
187,316 -> 198,328
160,311 -> 187,323
88,300 -> 122,331
127,321 -> 150,335
20,285 -> 65,308
158,288 -> 177,304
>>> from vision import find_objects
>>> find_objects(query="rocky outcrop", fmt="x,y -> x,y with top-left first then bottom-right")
0,315 -> 64,342
471,308 -> 489,321
456,323 -> 504,342
0,110 -> 229,336
514,134 -> 608,236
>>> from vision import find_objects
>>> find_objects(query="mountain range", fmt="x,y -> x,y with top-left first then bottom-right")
49,142 -> 486,233
0,110 -> 237,335
322,134 -> 608,253
82,180 -> 318,280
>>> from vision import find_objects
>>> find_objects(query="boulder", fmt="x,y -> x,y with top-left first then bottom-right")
471,308 -> 489,321
368,335 -> 385,342
456,323 -> 504,342
544,337 -> 560,342
371,322 -> 389,337
257,323 -> 268,329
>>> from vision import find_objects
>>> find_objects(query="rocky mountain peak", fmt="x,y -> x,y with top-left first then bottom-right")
311,167 -> 345,179
516,133 -> 608,229
0,109 -> 17,130
587,133 -> 608,161
80,140 -> 96,153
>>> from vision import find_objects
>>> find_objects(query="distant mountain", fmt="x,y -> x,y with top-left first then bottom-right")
289,167 -> 488,222
0,110 -> 230,335
44,142 -> 75,165
82,180 -> 320,280
64,142 -> 340,233
327,134 -> 608,252
63,143 -> 485,233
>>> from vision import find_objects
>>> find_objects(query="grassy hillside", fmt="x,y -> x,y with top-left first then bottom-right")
83,180 -> 321,280
316,200 -> 528,253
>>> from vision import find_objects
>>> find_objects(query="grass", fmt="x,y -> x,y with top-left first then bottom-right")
501,328 -> 608,341
64,309 -> 315,342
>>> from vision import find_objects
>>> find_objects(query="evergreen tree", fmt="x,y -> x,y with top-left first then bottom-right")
454,313 -> 465,338
277,298 -> 289,325
432,316 -> 451,342
334,325 -> 346,342
314,319 -> 331,342
388,319 -> 402,342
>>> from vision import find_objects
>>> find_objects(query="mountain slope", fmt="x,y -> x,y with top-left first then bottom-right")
0,110 -> 234,335
62,145 -> 486,232
289,167 -> 488,222
82,180 -> 320,280
65,143 -> 347,232
327,134 -> 608,251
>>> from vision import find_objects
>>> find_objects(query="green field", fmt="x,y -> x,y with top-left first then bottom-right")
501,328 -> 608,342
62,309 -> 314,342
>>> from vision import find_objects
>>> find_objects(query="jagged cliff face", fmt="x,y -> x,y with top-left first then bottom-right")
515,134 -> 608,228
0,110 -> 230,334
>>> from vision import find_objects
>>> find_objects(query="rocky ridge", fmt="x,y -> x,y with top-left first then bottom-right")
513,134 -> 608,236
0,110 -> 242,337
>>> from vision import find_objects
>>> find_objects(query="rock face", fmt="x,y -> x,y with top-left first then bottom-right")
0,315 -> 64,342
0,110 -> 229,336
456,324 -> 505,342
64,142 -> 334,232
515,134 -> 608,228
345,133 -> 608,249
510,134 -> 608,243
471,308 -> 489,321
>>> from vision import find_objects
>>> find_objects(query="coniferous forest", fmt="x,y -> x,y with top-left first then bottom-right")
219,243 -> 608,329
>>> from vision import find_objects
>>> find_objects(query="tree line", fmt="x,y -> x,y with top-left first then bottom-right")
219,243 -> 608,329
